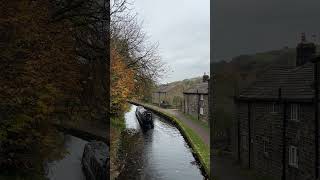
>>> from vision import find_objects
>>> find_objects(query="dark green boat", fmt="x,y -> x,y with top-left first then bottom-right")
135,106 -> 154,129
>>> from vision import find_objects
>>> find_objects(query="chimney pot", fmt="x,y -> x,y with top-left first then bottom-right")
296,33 -> 316,66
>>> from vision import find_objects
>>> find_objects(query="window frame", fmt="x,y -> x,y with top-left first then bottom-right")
263,137 -> 271,157
241,135 -> 248,150
263,139 -> 268,153
200,107 -> 204,115
200,94 -> 204,101
290,104 -> 300,121
271,103 -> 279,113
289,145 -> 298,168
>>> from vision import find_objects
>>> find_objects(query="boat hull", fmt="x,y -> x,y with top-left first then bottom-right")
135,106 -> 154,129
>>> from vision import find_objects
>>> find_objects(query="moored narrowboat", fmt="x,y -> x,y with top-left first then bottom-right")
135,106 -> 154,129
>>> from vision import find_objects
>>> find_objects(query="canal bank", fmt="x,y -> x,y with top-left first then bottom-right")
117,105 -> 206,179
110,115 -> 125,179
128,101 -> 210,178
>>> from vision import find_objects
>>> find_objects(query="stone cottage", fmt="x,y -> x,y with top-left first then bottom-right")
152,83 -> 183,107
234,35 -> 320,180
183,74 -> 209,122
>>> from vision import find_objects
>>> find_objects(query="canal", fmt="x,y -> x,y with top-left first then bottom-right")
45,134 -> 88,180
117,104 -> 206,180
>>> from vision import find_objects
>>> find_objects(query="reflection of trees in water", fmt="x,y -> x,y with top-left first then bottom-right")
44,131 -> 69,162
117,129 -> 145,179
1,131 -> 70,180
42,131 -> 69,176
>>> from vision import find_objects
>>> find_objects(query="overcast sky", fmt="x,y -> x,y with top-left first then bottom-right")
133,0 -> 210,84
132,0 -> 320,84
212,0 -> 320,62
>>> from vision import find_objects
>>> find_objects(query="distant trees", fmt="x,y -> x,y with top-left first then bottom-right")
110,0 -> 166,115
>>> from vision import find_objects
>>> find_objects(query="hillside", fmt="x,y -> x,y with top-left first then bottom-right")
212,45 -> 319,133
154,77 -> 204,106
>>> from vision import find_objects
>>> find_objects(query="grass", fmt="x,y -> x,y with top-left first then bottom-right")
110,116 -> 125,180
111,116 -> 125,131
132,101 -> 210,178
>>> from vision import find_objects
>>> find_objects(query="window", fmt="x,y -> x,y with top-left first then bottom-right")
272,103 -> 279,113
200,94 -> 204,100
241,135 -> 248,149
290,104 -> 299,121
263,139 -> 268,153
263,138 -> 270,156
289,146 -> 298,168
200,107 -> 204,115
268,103 -> 279,113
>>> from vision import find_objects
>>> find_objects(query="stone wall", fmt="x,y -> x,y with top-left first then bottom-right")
236,102 -> 317,180
183,93 -> 209,122
82,141 -> 109,180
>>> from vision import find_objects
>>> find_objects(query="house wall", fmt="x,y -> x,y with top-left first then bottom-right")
152,92 -> 166,105
184,93 -> 209,122
236,101 -> 317,180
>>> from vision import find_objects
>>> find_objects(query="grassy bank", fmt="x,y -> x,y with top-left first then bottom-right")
184,113 -> 210,132
130,101 -> 210,178
110,116 -> 125,179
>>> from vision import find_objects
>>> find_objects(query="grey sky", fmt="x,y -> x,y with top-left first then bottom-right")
133,0 -> 210,84
212,0 -> 320,62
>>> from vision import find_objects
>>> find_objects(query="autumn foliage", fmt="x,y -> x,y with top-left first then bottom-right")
111,47 -> 135,115
110,0 -> 166,116
0,0 -> 82,173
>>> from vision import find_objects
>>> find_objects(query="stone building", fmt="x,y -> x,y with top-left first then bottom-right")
152,83 -> 183,107
234,35 -> 320,180
183,74 -> 209,122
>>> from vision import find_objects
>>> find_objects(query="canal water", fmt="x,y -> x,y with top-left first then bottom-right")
45,134 -> 88,180
118,104 -> 206,180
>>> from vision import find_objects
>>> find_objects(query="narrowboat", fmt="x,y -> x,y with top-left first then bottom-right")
135,106 -> 154,129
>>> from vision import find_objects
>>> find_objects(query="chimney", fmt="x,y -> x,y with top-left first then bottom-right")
296,33 -> 316,66
202,72 -> 209,82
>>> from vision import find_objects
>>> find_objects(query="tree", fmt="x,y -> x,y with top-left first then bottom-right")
110,0 -> 166,114
0,0 -> 110,175
111,47 -> 135,115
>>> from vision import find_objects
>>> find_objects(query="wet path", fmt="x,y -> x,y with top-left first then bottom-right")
118,105 -> 206,180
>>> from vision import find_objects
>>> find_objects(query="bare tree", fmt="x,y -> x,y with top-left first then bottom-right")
110,0 -> 166,85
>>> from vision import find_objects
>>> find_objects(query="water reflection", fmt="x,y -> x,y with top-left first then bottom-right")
119,105 -> 205,180
46,134 -> 88,180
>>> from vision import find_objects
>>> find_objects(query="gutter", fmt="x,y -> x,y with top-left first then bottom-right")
197,89 -> 200,121
314,59 -> 319,179
247,102 -> 251,168
234,96 -> 314,104
280,88 -> 287,180
312,56 -> 320,179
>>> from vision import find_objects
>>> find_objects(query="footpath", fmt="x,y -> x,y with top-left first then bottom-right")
162,108 -> 209,145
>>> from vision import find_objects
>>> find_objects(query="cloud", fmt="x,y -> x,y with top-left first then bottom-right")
133,0 -> 210,83
212,0 -> 320,62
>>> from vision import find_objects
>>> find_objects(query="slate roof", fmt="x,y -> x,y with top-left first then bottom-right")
184,82 -> 208,94
239,62 -> 314,100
